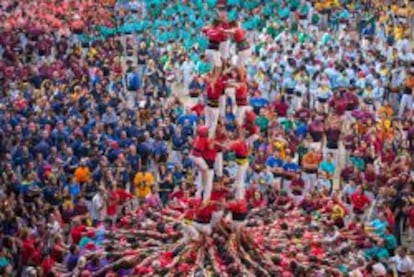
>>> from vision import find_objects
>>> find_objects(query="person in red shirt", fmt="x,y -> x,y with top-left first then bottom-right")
214,122 -> 227,179
227,129 -> 249,200
106,185 -> 120,224
20,232 -> 35,267
205,74 -> 225,138
210,180 -> 228,227
190,98 -> 205,117
202,19 -> 227,74
227,21 -> 251,76
226,73 -> 249,126
70,219 -> 87,245
218,18 -> 231,65
202,139 -> 218,202
243,110 -> 260,147
350,186 -> 371,215
227,197 -> 248,233
190,126 -> 209,199
192,201 -> 216,236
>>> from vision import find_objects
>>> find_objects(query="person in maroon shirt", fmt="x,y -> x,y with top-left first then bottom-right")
308,117 -> 325,150
272,94 -> 289,119
290,172 -> 305,196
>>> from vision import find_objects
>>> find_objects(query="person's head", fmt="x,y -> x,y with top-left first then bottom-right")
326,153 -> 333,162
69,244 -> 78,255
397,246 -> 407,258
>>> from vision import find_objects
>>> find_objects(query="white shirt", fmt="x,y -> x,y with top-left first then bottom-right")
390,255 -> 414,273
91,193 -> 106,221
372,262 -> 386,276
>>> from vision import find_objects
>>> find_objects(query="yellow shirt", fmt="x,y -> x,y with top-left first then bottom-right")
134,172 -> 155,198
394,26 -> 403,40
332,205 -> 345,220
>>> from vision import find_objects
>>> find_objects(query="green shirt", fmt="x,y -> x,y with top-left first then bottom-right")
197,61 -> 213,75
281,119 -> 294,132
384,234 -> 397,250
298,32 -> 308,44
299,3 -> 309,15
255,116 -> 269,132
278,7 -> 290,19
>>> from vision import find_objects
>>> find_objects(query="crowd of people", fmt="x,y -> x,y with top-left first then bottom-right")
0,0 -> 413,276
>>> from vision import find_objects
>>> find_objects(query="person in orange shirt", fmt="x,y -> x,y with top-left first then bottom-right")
133,168 -> 155,201
301,147 -> 321,192
74,159 -> 90,184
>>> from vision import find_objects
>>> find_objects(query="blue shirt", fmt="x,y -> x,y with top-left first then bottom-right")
371,219 -> 388,237
266,157 -> 284,168
295,122 -> 308,138
126,72 -> 141,91
283,162 -> 300,172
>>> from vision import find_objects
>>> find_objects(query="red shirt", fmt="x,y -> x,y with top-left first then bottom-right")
190,103 -> 205,116
203,145 -> 217,164
227,199 -> 248,214
41,256 -> 55,276
191,136 -> 209,157
207,78 -> 225,100
205,26 -> 227,42
71,225 -> 87,244
230,140 -> 248,158
195,203 -> 215,223
235,83 -> 248,106
210,189 -> 227,206
350,192 -> 370,211
21,238 -> 35,266
273,100 -> 289,117
233,28 -> 246,42
243,123 -> 259,137
115,189 -> 134,202
214,130 -> 227,152
408,207 -> 414,228
107,191 -> 119,216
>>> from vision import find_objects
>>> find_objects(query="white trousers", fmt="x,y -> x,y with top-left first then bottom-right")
235,105 -> 249,126
206,49 -> 222,67
302,172 -> 318,192
211,210 -> 224,228
225,87 -> 236,114
399,94 -> 413,117
235,163 -> 248,199
214,152 -> 223,177
236,48 -> 252,68
190,155 -> 208,198
192,222 -> 212,236
183,224 -> 201,242
206,106 -> 219,138
246,134 -> 259,148
203,169 -> 214,201
310,142 -> 323,152
219,94 -> 226,118
219,40 -> 231,61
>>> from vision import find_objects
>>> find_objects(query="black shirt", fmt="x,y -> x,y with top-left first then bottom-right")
137,49 -> 148,65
